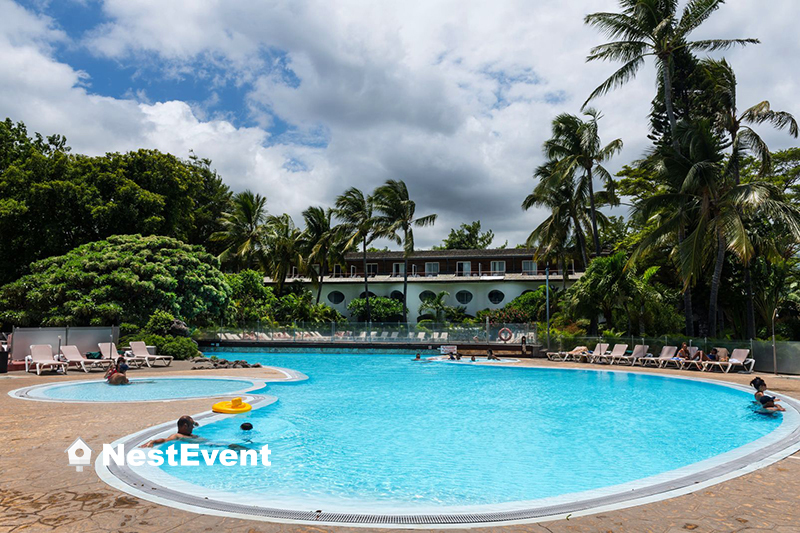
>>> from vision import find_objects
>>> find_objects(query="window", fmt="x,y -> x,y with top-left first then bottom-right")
456,290 -> 473,304
291,266 -> 298,278
522,260 -> 537,275
456,261 -> 471,276
392,263 -> 405,276
411,264 -> 418,276
425,262 -> 439,276
419,290 -> 436,302
490,261 -> 506,274
488,290 -> 505,304
367,263 -> 378,277
333,264 -> 343,277
359,291 -> 377,299
390,290 -> 405,301
327,291 -> 345,305
350,265 -> 357,277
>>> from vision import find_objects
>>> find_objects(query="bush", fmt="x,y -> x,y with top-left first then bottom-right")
0,234 -> 231,327
347,296 -> 404,322
140,334 -> 200,360
144,310 -> 176,336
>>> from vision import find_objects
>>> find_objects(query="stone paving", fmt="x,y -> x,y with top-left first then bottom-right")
1,358 -> 799,532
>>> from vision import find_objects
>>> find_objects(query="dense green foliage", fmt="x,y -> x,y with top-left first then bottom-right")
347,296 -> 404,322
0,235 -> 230,327
0,119 -> 231,285
434,221 -> 495,250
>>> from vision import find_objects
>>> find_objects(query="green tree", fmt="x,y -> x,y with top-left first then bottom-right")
0,234 -> 230,327
347,296 -> 404,322
211,190 -> 268,270
418,290 -> 451,322
301,206 -> 344,304
261,213 -> 303,296
373,179 -> 437,322
539,110 -> 622,255
436,221 -> 494,250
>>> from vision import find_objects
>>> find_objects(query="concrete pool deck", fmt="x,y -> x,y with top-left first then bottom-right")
1,359 -> 800,532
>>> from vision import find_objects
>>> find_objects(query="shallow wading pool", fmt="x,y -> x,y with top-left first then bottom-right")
101,351 -> 800,523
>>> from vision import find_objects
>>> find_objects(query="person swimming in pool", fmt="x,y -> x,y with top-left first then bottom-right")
470,355 -> 476,362
487,349 -> 499,361
750,377 -> 785,412
104,356 -> 129,385
414,353 -> 421,361
141,415 -> 202,447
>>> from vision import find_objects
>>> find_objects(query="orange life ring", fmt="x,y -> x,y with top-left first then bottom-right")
498,328 -> 513,342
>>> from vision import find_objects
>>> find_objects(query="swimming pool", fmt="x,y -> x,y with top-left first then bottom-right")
104,352 -> 800,524
13,376 -> 264,402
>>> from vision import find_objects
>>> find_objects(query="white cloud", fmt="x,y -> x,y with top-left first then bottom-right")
1,0 -> 799,249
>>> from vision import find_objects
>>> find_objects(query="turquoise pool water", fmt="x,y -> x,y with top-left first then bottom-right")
150,352 -> 782,512
33,377 -> 256,402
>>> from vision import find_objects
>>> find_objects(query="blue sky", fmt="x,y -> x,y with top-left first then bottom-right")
3,0 -> 800,248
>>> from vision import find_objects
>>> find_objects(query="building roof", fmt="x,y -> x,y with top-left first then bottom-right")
343,248 -> 537,261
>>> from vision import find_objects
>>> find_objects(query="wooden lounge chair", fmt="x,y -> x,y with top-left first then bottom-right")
599,344 -> 629,364
703,348 -> 755,373
60,345 -> 113,373
613,344 -> 648,365
26,344 -> 68,375
637,346 -> 677,367
99,342 -> 146,368
129,341 -> 173,367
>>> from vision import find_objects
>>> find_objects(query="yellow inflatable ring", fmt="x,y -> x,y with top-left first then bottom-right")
212,397 -> 252,414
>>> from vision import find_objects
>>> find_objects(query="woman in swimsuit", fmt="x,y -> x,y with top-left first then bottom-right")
750,377 -> 785,412
104,356 -> 130,385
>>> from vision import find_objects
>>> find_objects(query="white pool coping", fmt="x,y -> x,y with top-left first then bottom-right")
92,363 -> 800,528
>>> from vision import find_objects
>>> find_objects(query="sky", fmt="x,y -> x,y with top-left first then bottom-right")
2,0 -> 799,249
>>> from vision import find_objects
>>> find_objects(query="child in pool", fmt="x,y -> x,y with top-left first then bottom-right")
750,377 -> 785,412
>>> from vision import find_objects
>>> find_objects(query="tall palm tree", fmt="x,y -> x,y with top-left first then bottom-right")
334,187 -> 387,323
210,190 -> 267,270
541,110 -> 622,256
261,213 -> 303,296
301,206 -> 343,304
584,0 -> 758,151
373,179 -> 437,323
523,160 -> 595,271
419,290 -> 450,323
701,57 -> 799,338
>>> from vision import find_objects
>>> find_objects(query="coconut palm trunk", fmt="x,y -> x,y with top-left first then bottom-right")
403,248 -> 409,323
316,262 -> 326,304
586,167 -> 601,255
662,61 -> 680,151
362,239 -> 371,323
708,228 -> 726,338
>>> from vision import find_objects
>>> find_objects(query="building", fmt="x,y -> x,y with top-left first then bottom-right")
267,248 -> 583,322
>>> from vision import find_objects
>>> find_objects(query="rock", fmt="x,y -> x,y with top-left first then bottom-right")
252,363 -> 262,368
169,319 -> 190,337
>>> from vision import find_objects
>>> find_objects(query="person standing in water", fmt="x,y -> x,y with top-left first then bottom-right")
750,377 -> 785,412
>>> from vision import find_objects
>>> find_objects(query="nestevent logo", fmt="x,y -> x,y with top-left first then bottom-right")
66,438 -> 272,469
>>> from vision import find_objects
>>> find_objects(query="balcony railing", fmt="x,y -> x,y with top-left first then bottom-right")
313,268 -> 582,280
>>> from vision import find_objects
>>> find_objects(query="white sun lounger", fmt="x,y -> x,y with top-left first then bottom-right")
99,342 -> 146,368
60,345 -> 113,373
26,344 -> 68,375
637,346 -> 677,367
129,341 -> 173,367
578,343 -> 608,363
703,348 -> 755,373
613,344 -> 648,365
599,344 -> 629,364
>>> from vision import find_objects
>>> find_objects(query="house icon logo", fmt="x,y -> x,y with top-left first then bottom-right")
65,438 -> 93,472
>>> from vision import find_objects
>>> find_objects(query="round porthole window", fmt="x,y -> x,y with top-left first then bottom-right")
419,290 -> 436,302
359,291 -> 377,299
488,290 -> 505,304
327,291 -> 345,304
455,290 -> 473,304
390,290 -> 405,301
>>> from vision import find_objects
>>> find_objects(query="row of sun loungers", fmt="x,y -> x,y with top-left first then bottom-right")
218,331 -> 450,342
547,344 -> 756,373
25,342 -> 172,375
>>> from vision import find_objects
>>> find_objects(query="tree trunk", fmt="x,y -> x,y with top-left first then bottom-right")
316,261 -> 326,304
744,265 -> 756,339
573,216 -> 589,269
708,229 -> 726,338
586,167 -> 601,256
403,255 -> 409,323
363,239 -> 371,323
678,225 -> 694,336
561,255 -> 568,291
662,57 -> 679,151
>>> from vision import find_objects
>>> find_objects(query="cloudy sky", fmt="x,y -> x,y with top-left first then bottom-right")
2,1 -> 799,248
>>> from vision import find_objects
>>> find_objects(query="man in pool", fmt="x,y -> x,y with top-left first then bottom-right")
141,416 -> 202,447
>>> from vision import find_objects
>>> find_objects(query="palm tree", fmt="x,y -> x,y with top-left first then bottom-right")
261,213 -> 303,296
373,179 -> 437,323
334,187 -> 387,323
701,57 -> 799,338
210,190 -> 267,270
584,0 -> 758,150
419,290 -> 450,323
541,110 -> 622,256
523,160 -> 595,271
301,206 -> 343,304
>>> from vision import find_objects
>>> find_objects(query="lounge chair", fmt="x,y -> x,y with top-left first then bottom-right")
60,345 -> 113,373
431,332 -> 440,341
601,344 -> 629,364
26,344 -> 68,375
389,332 -> 399,340
678,346 -> 703,370
613,344 -> 648,366
440,332 -> 449,341
637,346 -> 677,367
547,345 -> 586,361
578,343 -> 608,363
416,332 -> 426,341
129,341 -> 173,367
99,342 -> 146,368
703,348 -> 755,373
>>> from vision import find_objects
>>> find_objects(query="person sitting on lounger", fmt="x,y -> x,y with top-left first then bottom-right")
700,348 -> 718,361
750,377 -> 785,412
487,349 -> 499,361
142,416 -> 202,447
104,357 -> 129,385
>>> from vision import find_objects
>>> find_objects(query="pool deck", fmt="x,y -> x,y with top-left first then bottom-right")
1,359 -> 800,533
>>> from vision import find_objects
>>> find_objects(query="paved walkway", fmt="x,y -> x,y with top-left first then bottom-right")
1,359 -> 799,532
